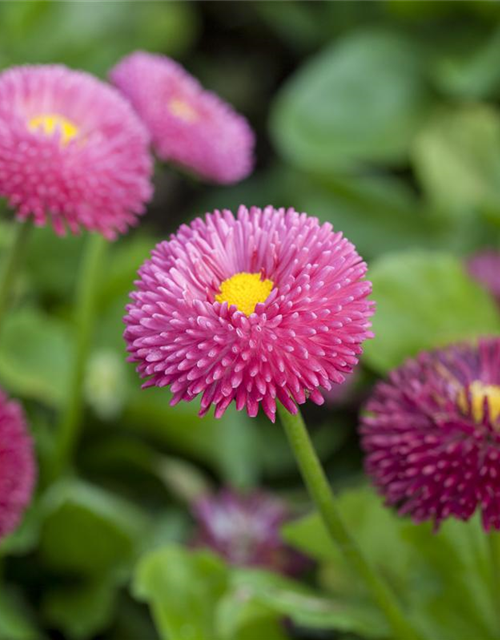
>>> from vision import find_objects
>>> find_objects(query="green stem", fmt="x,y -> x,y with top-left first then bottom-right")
52,233 -> 107,479
277,403 -> 425,640
488,531 -> 500,634
0,222 -> 31,332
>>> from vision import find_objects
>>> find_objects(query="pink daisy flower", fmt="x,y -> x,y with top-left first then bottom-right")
0,389 -> 36,540
467,251 -> 500,306
192,489 -> 307,575
361,338 -> 500,531
0,64 -> 153,238
110,51 -> 255,185
124,205 -> 373,422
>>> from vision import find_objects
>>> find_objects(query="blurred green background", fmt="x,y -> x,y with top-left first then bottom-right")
2,2 -> 500,639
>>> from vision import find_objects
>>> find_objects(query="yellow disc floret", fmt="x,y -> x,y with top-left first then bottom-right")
169,98 -> 198,123
458,380 -> 500,424
28,114 -> 79,145
215,272 -> 273,316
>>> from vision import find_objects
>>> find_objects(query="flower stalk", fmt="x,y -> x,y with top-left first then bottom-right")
277,403 -> 425,640
52,233 -> 107,478
0,221 -> 30,333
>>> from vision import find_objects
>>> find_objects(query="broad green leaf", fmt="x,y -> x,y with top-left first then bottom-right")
271,29 -> 430,172
0,588 -> 40,640
43,578 -> 118,640
133,545 -> 229,640
0,307 -> 72,407
39,480 -> 149,578
231,569 -> 388,638
412,104 -> 500,216
363,251 -> 500,373
283,486 -> 498,640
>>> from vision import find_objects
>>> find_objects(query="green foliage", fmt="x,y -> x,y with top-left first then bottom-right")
283,486 -> 499,640
364,251 -> 500,372
271,29 -> 430,172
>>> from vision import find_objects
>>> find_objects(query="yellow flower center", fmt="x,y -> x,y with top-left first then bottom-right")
458,380 -> 500,424
215,272 -> 273,316
28,113 -> 79,145
168,98 -> 198,123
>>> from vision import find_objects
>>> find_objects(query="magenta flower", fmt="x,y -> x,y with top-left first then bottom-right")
467,251 -> 500,306
0,389 -> 35,540
193,489 -> 306,575
0,64 -> 153,238
361,338 -> 500,531
124,206 -> 373,422
110,51 -> 255,184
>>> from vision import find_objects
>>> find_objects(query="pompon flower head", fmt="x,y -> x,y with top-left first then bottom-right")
361,338 -> 500,531
110,51 -> 255,184
0,389 -> 36,540
192,489 -> 307,575
467,251 -> 500,306
124,205 -> 373,422
0,64 -> 153,238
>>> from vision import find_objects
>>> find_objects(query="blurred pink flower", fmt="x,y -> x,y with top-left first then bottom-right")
193,489 -> 307,575
0,389 -> 35,540
361,338 -> 500,531
110,51 -> 255,184
0,64 -> 153,238
124,205 -> 373,421
467,251 -> 500,306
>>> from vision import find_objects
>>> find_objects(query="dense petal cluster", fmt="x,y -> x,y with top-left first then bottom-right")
192,489 -> 306,575
361,338 -> 500,531
124,206 -> 373,421
467,251 -> 500,306
0,389 -> 35,540
110,51 -> 255,184
0,64 -> 153,238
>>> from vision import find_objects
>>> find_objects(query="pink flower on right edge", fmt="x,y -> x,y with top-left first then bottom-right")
192,489 -> 308,576
110,51 -> 255,184
0,389 -> 36,540
467,251 -> 500,306
361,338 -> 500,531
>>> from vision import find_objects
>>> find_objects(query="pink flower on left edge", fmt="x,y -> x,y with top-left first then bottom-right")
110,51 -> 255,185
0,389 -> 36,540
0,64 -> 153,239
467,251 -> 500,306
124,206 -> 373,422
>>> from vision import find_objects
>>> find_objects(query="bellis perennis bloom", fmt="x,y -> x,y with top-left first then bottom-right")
0,64 -> 153,238
111,51 -> 255,184
0,389 -> 35,540
361,338 -> 500,531
192,489 -> 306,575
124,205 -> 373,422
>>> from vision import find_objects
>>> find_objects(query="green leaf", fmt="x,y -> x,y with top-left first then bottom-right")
412,104 -> 500,216
363,251 -> 500,373
0,588 -> 40,640
133,545 -> 229,640
43,578 -> 118,640
39,480 -> 149,578
0,307 -> 72,407
271,29 -> 430,172
283,486 -> 498,640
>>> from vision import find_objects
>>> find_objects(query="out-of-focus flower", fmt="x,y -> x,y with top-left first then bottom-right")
0,389 -> 35,540
0,64 -> 153,238
124,206 -> 373,422
467,251 -> 500,306
110,51 -> 255,184
361,338 -> 500,531
192,489 -> 306,575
